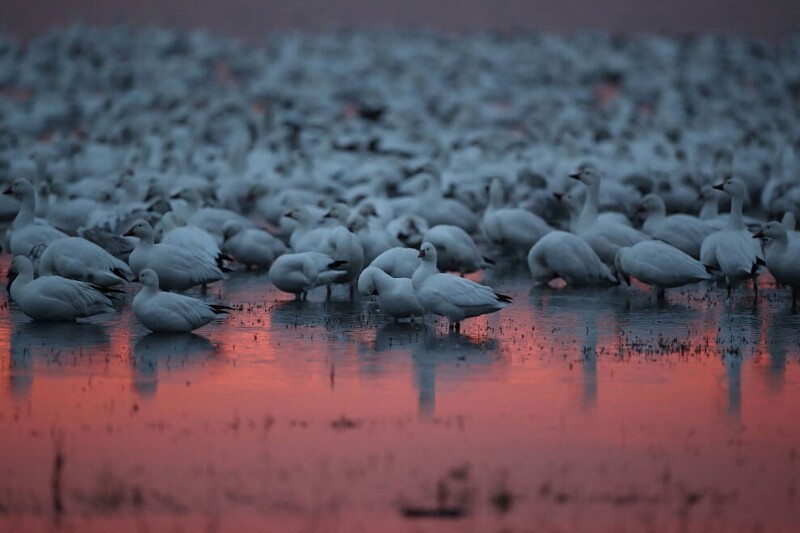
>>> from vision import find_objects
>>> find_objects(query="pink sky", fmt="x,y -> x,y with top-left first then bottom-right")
1,0 -> 798,40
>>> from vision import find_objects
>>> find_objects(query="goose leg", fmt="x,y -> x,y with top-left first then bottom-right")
455,321 -> 461,333
726,282 -> 732,300
752,275 -> 759,299
793,289 -> 797,312
657,287 -> 665,303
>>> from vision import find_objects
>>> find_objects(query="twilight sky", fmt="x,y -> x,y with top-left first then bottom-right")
1,0 -> 798,40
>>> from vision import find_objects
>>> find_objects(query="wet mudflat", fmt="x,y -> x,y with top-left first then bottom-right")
1,258 -> 799,532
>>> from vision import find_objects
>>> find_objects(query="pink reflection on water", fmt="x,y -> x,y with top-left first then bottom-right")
0,256 -> 799,530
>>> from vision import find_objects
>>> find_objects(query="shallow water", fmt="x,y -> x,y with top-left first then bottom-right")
1,256 -> 799,532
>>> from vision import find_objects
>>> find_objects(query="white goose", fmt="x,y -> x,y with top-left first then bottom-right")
170,188 -> 254,243
358,266 -> 425,322
9,256 -> 115,321
615,241 -> 714,301
527,231 -> 617,287
639,193 -> 713,259
3,178 -> 68,257
699,178 -> 764,297
159,212 -> 226,267
369,247 -> 421,278
412,242 -> 510,332
422,224 -> 492,275
481,178 -> 552,255
125,220 -> 225,291
346,212 -> 402,265
268,252 -> 348,300
222,221 -> 286,269
569,168 -> 649,266
781,212 -> 799,242
133,269 -> 231,332
754,222 -> 800,309
37,237 -> 132,287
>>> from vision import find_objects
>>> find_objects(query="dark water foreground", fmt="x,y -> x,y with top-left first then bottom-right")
0,258 -> 799,532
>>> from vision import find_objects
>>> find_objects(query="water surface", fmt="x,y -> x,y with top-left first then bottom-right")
1,258 -> 799,531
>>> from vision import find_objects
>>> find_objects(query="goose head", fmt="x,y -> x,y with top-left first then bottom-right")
346,213 -> 368,233
638,193 -> 666,216
418,242 -> 438,263
324,203 -> 350,222
137,269 -> 160,290
3,178 -> 35,200
222,220 -> 245,240
9,255 -> 34,278
357,266 -> 379,296
282,206 -> 314,225
753,221 -> 788,243
712,177 -> 748,200
124,219 -> 155,240
569,167 -> 603,188
160,211 -> 187,231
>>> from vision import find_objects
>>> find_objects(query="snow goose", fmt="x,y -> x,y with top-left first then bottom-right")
639,193 -> 713,259
159,212 -> 227,267
554,190 -> 632,229
423,225 -> 492,275
414,175 -> 479,233
8,256 -> 115,321
170,188 -> 254,243
125,220 -> 225,291
527,231 -> 617,287
753,222 -> 800,309
569,168 -> 649,266
3,178 -> 68,257
358,266 -> 425,322
699,178 -> 764,297
133,269 -> 231,332
386,214 -> 428,248
615,241 -> 714,301
268,252 -> 348,300
481,178 -> 552,256
369,247 -> 421,278
221,221 -> 286,269
781,212 -> 799,242
346,212 -> 401,265
37,237 -> 132,287
412,242 -> 510,332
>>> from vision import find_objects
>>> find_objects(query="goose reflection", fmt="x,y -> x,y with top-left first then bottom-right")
8,322 -> 110,398
763,311 -> 799,394
716,304 -> 762,422
411,329 -> 498,418
132,333 -> 217,398
269,298 -> 369,332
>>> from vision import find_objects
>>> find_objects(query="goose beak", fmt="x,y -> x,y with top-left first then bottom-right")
712,183 -> 725,191
569,172 -> 581,180
636,204 -> 646,214
619,272 -> 631,286
553,192 -> 564,201
418,249 -> 426,258
123,228 -> 136,237
322,210 -> 333,219
282,211 -> 294,219
2,186 -> 12,195
753,230 -> 764,239
132,275 -> 140,283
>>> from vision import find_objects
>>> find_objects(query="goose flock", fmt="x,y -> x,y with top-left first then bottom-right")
0,27 -> 799,333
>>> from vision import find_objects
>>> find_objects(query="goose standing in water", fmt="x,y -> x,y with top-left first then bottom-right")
412,242 -> 510,332
527,231 -> 617,287
639,193 -> 713,259
358,266 -> 425,322
569,168 -> 649,267
133,269 -> 231,332
700,178 -> 764,298
221,221 -> 286,269
37,237 -> 132,287
754,222 -> 800,309
268,252 -> 348,300
481,178 -> 552,256
8,256 -> 115,321
615,241 -> 714,301
125,220 -> 225,291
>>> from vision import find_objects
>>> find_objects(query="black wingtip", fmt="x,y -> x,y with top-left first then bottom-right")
704,264 -> 720,275
483,256 -> 496,266
495,293 -> 513,303
329,260 -> 348,269
210,304 -> 235,314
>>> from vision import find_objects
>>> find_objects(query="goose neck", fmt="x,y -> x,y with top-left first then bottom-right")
726,196 -> 744,230
576,181 -> 599,230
